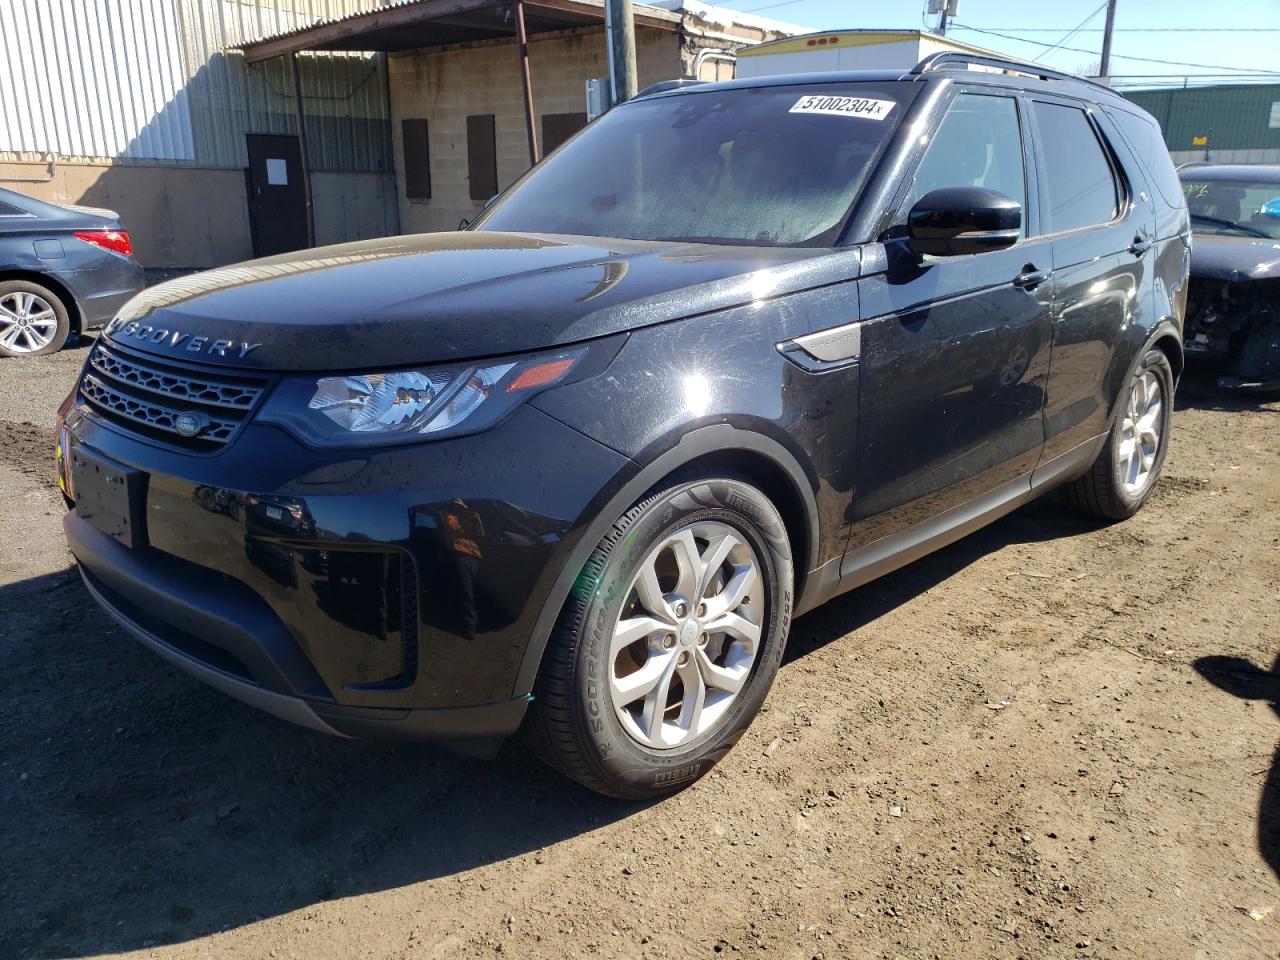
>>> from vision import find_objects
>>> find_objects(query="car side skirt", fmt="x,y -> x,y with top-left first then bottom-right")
796,433 -> 1106,615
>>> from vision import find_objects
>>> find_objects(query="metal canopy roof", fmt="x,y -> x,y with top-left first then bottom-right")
240,0 -> 681,63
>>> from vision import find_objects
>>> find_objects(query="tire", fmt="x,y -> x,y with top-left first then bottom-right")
525,471 -> 794,799
1063,348 -> 1174,521
0,279 -> 71,357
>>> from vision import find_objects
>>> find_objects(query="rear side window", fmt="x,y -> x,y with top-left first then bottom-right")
1032,102 -> 1119,233
903,93 -> 1026,230
0,200 -> 25,216
1110,109 -> 1183,209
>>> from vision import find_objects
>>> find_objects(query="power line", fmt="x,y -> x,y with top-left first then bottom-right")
1039,2 -> 1107,60
737,0 -> 818,13
950,23 -> 1280,74
949,26 -> 1280,33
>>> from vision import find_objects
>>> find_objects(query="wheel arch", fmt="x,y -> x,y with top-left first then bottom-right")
1150,323 -> 1184,382
1103,318 -> 1183,432
512,423 -> 821,699
0,269 -> 83,333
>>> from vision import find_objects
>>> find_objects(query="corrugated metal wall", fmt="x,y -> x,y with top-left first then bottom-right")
0,0 -> 392,172
0,0 -> 196,161
1123,84 -> 1280,157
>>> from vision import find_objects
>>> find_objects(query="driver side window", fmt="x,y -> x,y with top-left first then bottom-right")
899,93 -> 1027,235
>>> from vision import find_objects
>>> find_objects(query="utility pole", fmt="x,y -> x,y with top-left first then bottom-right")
289,52 -> 315,248
930,0 -> 956,37
605,0 -> 637,106
514,0 -> 539,165
1098,0 -> 1118,82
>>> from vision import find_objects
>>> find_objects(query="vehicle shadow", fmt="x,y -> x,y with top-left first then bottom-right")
0,569 -> 652,958
1192,654 -> 1280,884
786,494 -> 1106,662
0,496 -> 1101,958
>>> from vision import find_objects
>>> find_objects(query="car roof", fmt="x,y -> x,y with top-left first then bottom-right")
1177,164 -> 1280,182
0,186 -> 37,211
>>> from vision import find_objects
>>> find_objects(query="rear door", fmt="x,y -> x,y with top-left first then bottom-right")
848,89 -> 1054,551
1027,97 -> 1154,462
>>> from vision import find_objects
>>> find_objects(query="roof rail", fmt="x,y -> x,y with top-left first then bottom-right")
635,79 -> 706,99
912,51 -> 1116,95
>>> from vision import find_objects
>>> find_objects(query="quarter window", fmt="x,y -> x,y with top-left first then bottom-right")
1033,102 -> 1120,233
1110,109 -> 1182,210
903,93 -> 1026,233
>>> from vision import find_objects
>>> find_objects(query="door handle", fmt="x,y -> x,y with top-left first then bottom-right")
1128,235 -> 1152,258
1013,267 -> 1049,290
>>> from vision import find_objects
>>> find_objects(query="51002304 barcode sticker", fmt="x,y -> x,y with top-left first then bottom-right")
788,95 -> 895,121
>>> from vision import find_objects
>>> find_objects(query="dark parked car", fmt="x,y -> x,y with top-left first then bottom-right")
0,186 -> 144,357
57,54 -> 1189,799
1177,163 -> 1280,390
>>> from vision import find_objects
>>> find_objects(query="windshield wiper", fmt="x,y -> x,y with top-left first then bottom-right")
1189,214 -> 1273,239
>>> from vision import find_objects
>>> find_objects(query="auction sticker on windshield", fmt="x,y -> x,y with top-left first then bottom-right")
789,95 -> 895,121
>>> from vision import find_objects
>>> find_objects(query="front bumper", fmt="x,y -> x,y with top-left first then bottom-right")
59,399 -> 631,746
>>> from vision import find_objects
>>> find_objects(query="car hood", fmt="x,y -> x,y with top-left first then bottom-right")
1189,233 -> 1280,283
105,231 -> 860,371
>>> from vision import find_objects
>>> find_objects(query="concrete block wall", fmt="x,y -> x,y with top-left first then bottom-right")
312,171 -> 400,248
1,162 -> 399,269
389,26 -> 682,235
0,161 -> 254,268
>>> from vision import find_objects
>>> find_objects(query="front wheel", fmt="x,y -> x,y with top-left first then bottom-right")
1063,348 -> 1174,520
525,472 -> 793,799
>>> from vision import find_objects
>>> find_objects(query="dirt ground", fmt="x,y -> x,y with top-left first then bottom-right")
1,339 -> 1278,960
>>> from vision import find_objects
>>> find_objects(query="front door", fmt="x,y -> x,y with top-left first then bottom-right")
847,90 -> 1054,552
246,134 -> 307,257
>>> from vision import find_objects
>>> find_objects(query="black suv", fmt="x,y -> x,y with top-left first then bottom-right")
57,54 -> 1190,799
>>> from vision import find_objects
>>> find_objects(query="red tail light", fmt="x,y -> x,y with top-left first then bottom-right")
74,229 -> 133,258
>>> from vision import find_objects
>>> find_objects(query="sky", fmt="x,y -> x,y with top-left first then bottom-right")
707,0 -> 1280,87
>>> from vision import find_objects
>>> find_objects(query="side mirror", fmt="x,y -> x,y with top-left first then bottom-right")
907,186 -> 1021,257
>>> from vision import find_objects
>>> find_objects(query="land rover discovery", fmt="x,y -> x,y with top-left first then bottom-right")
57,54 -> 1190,798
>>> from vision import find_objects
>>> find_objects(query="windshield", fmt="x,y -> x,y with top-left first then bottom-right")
475,84 -> 919,246
1181,176 -> 1280,239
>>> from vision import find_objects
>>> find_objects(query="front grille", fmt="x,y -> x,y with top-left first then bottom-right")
79,339 -> 270,451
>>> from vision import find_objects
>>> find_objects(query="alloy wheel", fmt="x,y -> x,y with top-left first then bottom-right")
1119,369 -> 1164,495
609,521 -> 763,750
0,291 -> 58,354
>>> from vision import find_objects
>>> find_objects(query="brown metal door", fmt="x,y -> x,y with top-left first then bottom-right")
246,134 -> 308,257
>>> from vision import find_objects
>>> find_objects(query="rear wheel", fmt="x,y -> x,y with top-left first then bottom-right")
525,472 -> 793,799
0,280 -> 70,357
1063,348 -> 1174,520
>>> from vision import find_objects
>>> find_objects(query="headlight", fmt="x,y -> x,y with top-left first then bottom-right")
255,345 -> 599,447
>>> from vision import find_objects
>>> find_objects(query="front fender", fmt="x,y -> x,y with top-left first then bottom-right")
510,422 -> 821,698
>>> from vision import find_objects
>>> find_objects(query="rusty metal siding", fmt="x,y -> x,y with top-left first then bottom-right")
0,0 -> 391,172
